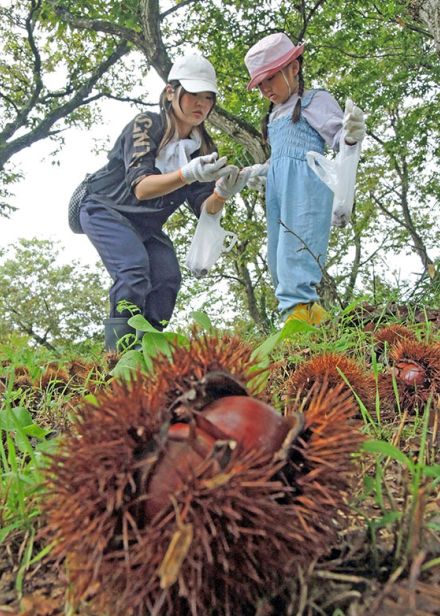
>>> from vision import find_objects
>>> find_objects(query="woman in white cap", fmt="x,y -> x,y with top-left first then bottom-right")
243,33 -> 366,325
77,54 -> 247,350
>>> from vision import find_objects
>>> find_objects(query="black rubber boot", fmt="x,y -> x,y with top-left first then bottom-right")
104,317 -> 137,352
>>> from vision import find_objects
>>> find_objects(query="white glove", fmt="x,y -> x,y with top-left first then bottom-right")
343,102 -> 366,145
180,153 -> 235,184
242,161 -> 269,193
214,166 -> 252,200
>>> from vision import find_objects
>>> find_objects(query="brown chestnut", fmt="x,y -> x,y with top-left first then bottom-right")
201,395 -> 290,456
394,360 -> 426,387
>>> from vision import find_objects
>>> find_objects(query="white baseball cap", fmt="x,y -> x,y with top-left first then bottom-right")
167,54 -> 218,94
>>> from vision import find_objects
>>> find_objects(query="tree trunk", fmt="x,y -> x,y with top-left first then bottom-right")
343,218 -> 362,304
398,158 -> 435,273
409,0 -> 440,55
233,260 -> 271,332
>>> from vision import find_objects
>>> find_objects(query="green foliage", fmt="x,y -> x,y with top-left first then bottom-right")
190,310 -> 215,332
111,313 -> 197,380
0,0 -> 145,214
0,374 -> 56,543
0,238 -> 108,352
357,395 -> 438,570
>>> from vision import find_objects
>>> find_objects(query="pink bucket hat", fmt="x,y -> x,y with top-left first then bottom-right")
244,33 -> 304,90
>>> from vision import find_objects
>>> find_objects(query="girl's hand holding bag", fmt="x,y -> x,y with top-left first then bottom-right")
306,99 -> 365,228
185,208 -> 238,278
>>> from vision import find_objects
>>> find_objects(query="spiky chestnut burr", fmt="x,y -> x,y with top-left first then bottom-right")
156,332 -> 273,406
38,359 -> 109,392
373,324 -> 416,363
0,359 -> 108,401
0,364 -> 34,405
378,338 -> 440,415
282,352 -> 375,415
43,335 -> 363,616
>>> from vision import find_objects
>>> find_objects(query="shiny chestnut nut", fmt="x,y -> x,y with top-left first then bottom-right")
393,360 -> 426,387
201,395 -> 290,456
145,423 -> 217,519
145,396 -> 290,519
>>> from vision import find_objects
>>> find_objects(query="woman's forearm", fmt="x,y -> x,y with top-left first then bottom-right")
134,170 -> 226,215
202,192 -> 227,215
134,170 -> 186,201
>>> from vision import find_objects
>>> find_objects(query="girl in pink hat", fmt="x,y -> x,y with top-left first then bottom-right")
243,33 -> 366,325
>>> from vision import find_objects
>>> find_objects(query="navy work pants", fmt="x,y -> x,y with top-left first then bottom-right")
80,201 -> 181,330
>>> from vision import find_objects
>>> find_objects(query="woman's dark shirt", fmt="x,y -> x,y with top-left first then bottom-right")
85,111 -> 214,229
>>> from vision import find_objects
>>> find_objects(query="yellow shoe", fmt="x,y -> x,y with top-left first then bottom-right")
285,303 -> 329,326
285,303 -> 313,325
309,302 -> 330,326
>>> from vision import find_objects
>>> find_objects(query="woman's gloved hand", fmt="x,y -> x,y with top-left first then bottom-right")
214,166 -> 252,200
242,161 -> 270,192
343,103 -> 366,145
180,153 -> 235,184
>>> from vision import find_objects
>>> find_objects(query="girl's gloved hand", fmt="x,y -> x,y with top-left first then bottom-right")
242,161 -> 270,192
214,166 -> 252,200
180,153 -> 235,184
343,103 -> 366,144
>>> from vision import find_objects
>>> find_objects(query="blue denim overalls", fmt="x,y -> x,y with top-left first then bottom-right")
266,90 -> 333,316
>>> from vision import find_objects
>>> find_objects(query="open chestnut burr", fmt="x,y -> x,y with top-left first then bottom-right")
44,334 -> 363,616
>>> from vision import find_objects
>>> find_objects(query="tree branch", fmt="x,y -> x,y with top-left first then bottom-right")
47,1 -> 145,49
342,209 -> 362,303
0,0 -> 44,141
160,0 -> 198,21
0,41 -> 130,170
209,108 -> 267,163
6,302 -> 60,354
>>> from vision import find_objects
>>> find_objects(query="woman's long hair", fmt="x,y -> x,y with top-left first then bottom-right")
158,81 -> 216,155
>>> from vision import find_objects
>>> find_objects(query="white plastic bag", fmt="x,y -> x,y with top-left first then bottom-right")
306,99 -> 362,227
185,209 -> 238,278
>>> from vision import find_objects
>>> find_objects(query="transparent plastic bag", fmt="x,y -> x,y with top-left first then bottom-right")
306,99 -> 362,228
185,209 -> 238,278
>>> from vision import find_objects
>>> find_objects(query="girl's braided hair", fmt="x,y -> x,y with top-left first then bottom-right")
261,55 -> 304,144
261,102 -> 274,144
291,55 -> 304,123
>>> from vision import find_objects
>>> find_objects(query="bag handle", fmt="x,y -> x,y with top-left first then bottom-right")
222,231 -> 238,253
